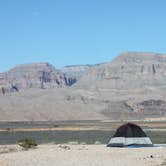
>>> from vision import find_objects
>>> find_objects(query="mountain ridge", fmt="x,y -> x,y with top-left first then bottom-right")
0,62 -> 76,94
1,51 -> 166,121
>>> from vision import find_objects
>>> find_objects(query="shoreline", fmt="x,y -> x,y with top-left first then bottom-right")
0,127 -> 166,132
0,144 -> 165,166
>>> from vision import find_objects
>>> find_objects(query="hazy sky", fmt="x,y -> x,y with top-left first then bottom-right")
0,0 -> 166,72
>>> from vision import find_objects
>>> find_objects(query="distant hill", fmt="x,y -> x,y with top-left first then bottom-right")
1,52 -> 166,121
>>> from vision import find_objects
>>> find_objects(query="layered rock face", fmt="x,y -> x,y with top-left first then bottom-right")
61,65 -> 92,81
1,52 -> 166,121
71,52 -> 166,120
75,52 -> 166,90
0,63 -> 74,94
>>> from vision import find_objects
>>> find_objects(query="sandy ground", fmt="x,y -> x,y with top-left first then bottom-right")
0,144 -> 165,166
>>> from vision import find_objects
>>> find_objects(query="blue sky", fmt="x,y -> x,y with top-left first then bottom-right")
0,0 -> 166,72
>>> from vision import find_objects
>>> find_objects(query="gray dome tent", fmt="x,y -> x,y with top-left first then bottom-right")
107,123 -> 153,147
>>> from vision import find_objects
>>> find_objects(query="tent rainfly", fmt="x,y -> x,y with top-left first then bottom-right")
107,123 -> 153,147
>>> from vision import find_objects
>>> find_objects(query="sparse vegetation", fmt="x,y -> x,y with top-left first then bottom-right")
17,138 -> 38,150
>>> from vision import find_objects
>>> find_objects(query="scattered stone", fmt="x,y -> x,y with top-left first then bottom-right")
58,145 -> 71,150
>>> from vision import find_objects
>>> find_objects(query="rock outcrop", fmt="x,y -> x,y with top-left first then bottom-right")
61,65 -> 93,81
0,63 -> 75,94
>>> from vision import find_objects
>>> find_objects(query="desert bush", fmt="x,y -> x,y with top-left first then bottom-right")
17,138 -> 37,150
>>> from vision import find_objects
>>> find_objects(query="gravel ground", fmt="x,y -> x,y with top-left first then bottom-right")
0,144 -> 165,166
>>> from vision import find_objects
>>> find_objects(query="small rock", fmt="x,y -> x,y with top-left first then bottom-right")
58,145 -> 71,150
150,155 -> 154,158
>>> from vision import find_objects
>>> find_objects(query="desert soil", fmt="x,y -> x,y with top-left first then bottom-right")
0,145 -> 165,166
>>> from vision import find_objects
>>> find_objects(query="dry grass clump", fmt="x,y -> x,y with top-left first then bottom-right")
17,138 -> 38,150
